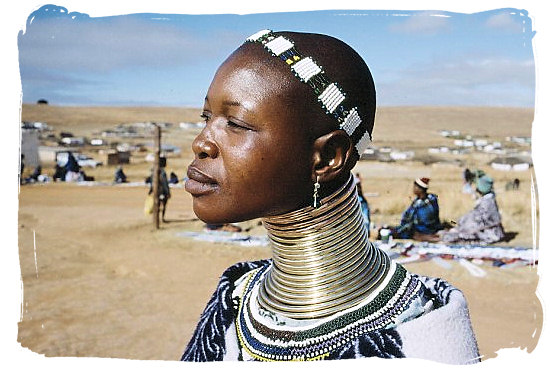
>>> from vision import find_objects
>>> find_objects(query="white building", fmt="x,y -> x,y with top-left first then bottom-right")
474,139 -> 488,147
489,156 -> 531,171
61,137 -> 85,146
390,151 -> 415,160
21,128 -> 40,167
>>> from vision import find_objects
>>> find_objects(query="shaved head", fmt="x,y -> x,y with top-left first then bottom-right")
228,31 -> 377,165
187,30 -> 378,222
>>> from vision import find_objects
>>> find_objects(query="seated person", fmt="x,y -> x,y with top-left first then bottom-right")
114,166 -> 128,183
384,177 -> 443,241
25,165 -> 42,183
78,170 -> 94,182
180,30 -> 479,364
53,164 -> 66,182
64,152 -> 81,182
169,171 -> 179,184
440,172 -> 505,244
354,173 -> 371,231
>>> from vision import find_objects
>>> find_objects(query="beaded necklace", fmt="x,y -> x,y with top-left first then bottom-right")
234,260 -> 424,361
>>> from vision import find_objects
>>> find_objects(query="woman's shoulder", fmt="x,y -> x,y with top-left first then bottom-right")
198,259 -> 271,305
220,259 -> 271,284
426,193 -> 439,202
181,259 -> 271,362
396,273 -> 480,364
215,259 -> 272,301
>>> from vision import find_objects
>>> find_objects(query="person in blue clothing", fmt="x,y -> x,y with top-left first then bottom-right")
354,173 -> 371,232
388,177 -> 443,241
114,166 -> 128,183
64,151 -> 81,182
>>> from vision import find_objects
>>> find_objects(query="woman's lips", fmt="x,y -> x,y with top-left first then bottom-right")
185,166 -> 219,196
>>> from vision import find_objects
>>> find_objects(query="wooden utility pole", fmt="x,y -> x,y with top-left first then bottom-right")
152,124 -> 161,229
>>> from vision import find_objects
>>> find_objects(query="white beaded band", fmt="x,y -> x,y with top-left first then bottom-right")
246,29 -> 271,42
291,57 -> 322,82
265,36 -> 294,56
318,83 -> 345,113
340,108 -> 362,136
245,29 -> 372,154
355,131 -> 372,156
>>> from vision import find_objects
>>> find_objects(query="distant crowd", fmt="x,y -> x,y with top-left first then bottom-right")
20,152 -> 94,184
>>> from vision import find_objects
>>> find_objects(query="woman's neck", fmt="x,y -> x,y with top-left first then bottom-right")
258,174 -> 391,319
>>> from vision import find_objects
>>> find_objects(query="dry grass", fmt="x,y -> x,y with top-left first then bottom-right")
373,106 -> 533,146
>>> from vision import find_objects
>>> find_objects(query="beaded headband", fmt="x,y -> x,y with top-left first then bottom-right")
245,29 -> 372,155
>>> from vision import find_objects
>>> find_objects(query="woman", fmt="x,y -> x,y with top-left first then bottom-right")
355,173 -> 371,231
388,177 -> 443,241
182,30 -> 479,363
441,172 -> 505,244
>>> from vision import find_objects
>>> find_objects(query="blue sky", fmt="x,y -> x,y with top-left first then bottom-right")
17,5 -> 535,108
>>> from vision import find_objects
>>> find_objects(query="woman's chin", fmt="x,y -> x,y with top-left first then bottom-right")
192,202 -> 234,225
192,202 -> 260,225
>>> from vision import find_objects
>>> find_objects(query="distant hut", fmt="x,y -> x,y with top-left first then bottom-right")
60,132 -> 74,139
106,150 -> 131,165
489,156 -> 531,171
359,148 -> 377,161
37,99 -> 48,105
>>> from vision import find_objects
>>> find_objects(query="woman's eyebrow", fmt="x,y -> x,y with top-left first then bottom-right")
204,96 -> 250,111
223,100 -> 244,108
224,100 -> 253,114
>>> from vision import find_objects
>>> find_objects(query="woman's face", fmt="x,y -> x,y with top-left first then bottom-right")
413,183 -> 424,197
185,53 -> 314,224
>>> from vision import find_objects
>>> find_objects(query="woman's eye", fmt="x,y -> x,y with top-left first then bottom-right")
200,113 -> 211,122
227,120 -> 249,130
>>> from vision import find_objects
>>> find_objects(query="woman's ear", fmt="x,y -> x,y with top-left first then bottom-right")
311,130 -> 353,182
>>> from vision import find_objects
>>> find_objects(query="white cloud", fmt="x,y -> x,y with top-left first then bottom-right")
485,12 -> 523,32
18,13 -> 238,73
415,58 -> 534,88
377,57 -> 535,106
389,11 -> 451,35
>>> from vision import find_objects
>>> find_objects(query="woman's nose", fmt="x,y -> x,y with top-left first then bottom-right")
192,130 -> 219,159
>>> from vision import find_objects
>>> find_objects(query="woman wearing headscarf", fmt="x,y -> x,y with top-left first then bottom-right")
441,171 -> 505,244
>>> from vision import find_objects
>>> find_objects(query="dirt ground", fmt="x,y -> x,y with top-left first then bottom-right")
17,182 -> 542,362
16,104 -> 543,364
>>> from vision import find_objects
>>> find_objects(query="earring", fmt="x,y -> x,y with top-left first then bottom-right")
313,176 -> 321,208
